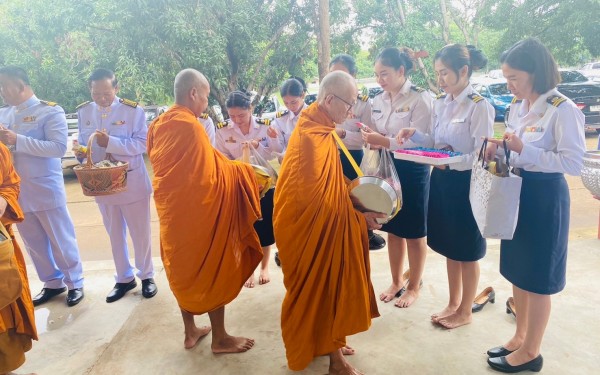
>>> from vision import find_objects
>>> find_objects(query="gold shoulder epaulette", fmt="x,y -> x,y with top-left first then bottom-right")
511,97 -> 522,104
467,93 -> 485,103
119,98 -> 138,108
39,100 -> 58,106
256,118 -> 271,126
76,101 -> 91,110
216,121 -> 228,129
275,110 -> 289,118
411,85 -> 426,93
547,95 -> 566,107
357,94 -> 369,102
436,93 -> 447,100
199,113 -> 209,119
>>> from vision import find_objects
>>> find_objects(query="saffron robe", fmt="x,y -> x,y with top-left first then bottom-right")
273,103 -> 379,371
147,105 -> 262,314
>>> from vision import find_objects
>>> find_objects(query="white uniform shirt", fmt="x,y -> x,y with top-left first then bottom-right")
215,117 -> 273,160
412,85 -> 494,171
269,103 -> 308,153
371,79 -> 433,151
506,88 -> 585,175
77,96 -> 152,205
198,114 -> 216,146
0,95 -> 68,212
337,94 -> 375,150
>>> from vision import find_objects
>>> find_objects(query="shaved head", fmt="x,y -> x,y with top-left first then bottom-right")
317,71 -> 356,103
174,68 -> 208,104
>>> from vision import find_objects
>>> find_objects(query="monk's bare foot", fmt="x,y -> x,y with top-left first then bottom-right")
437,312 -> 472,329
212,335 -> 255,354
379,282 -> 404,302
431,305 -> 457,323
394,289 -> 419,308
341,345 -> 355,355
258,270 -> 270,285
329,358 -> 364,375
184,325 -> 212,349
244,274 -> 255,288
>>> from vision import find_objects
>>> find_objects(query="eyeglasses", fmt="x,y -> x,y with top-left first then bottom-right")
332,94 -> 356,112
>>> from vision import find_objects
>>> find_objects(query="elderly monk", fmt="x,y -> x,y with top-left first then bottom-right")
147,69 -> 263,353
273,71 -> 383,374
0,143 -> 37,374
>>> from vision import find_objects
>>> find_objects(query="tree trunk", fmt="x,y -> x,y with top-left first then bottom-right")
317,0 -> 331,81
439,0 -> 450,44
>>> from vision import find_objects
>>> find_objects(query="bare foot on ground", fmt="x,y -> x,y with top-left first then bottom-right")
341,345 -> 355,355
212,335 -> 255,354
437,312 -> 472,329
329,358 -> 364,375
379,283 -> 404,302
431,305 -> 457,323
244,274 -> 255,288
258,270 -> 270,285
395,289 -> 419,308
184,325 -> 212,349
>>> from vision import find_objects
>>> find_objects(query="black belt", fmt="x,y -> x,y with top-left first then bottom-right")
512,168 -> 564,179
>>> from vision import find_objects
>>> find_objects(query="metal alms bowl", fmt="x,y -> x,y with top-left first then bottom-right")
581,150 -> 600,197
348,176 -> 402,224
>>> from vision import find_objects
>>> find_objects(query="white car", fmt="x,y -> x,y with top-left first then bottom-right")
62,114 -> 80,169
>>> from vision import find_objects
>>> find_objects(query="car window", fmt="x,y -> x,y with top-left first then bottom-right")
558,85 -> 600,97
560,71 -> 587,83
488,83 -> 510,96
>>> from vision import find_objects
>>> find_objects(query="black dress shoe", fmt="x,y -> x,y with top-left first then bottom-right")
67,288 -> 84,306
487,346 -> 515,358
32,287 -> 67,307
142,278 -> 158,299
368,232 -> 386,250
106,279 -> 137,303
472,286 -> 495,312
488,354 -> 543,373
274,252 -> 281,267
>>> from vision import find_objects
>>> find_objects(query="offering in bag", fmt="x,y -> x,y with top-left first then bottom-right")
240,143 -> 277,197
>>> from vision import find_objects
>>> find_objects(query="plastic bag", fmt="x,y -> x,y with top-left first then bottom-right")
241,143 -> 278,186
379,150 -> 402,197
360,144 -> 380,176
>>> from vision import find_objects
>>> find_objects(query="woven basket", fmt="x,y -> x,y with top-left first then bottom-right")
73,133 -> 128,196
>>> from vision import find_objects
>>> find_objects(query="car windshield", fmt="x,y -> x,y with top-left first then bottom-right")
488,83 -> 510,96
560,71 -> 587,83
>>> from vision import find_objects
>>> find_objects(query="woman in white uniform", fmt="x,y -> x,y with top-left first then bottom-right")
215,91 -> 275,288
485,38 -> 585,373
397,45 -> 494,329
361,47 -> 432,308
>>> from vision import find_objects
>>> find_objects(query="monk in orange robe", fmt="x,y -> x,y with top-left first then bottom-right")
147,69 -> 263,353
0,143 -> 37,374
273,71 -> 383,374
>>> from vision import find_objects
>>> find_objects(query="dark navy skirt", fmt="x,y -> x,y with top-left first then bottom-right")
427,168 -> 486,261
380,156 -> 430,239
254,188 -> 275,247
339,149 -> 364,180
500,171 -> 569,295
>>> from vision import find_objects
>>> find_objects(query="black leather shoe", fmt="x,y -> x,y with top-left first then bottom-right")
472,286 -> 495,312
32,287 -> 67,307
487,346 -> 515,358
368,232 -> 386,250
488,354 -> 543,373
141,278 -> 158,299
106,279 -> 137,303
274,252 -> 281,267
66,288 -> 84,306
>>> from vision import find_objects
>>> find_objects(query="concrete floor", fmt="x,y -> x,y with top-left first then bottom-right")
13,134 -> 600,375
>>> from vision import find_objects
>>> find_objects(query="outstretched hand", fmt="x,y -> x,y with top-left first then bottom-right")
363,211 -> 387,230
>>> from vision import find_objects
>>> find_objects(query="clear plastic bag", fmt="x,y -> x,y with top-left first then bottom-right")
379,150 -> 402,197
241,143 -> 278,186
360,144 -> 380,176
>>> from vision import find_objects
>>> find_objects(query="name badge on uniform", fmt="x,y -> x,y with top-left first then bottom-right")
112,120 -> 126,125
395,106 -> 410,113
372,109 -> 381,113
451,118 -> 465,123
22,116 -> 36,122
225,136 -> 237,143
525,126 -> 543,133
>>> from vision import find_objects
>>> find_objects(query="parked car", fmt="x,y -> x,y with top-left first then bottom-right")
472,78 -> 514,121
144,105 -> 168,126
580,61 -> 600,81
62,113 -> 80,169
504,70 -> 600,132
486,69 -> 504,79
252,94 -> 282,119
304,93 -> 317,105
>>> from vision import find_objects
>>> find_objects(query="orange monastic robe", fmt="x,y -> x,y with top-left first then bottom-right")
0,143 -> 37,372
147,105 -> 263,314
273,103 -> 380,371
